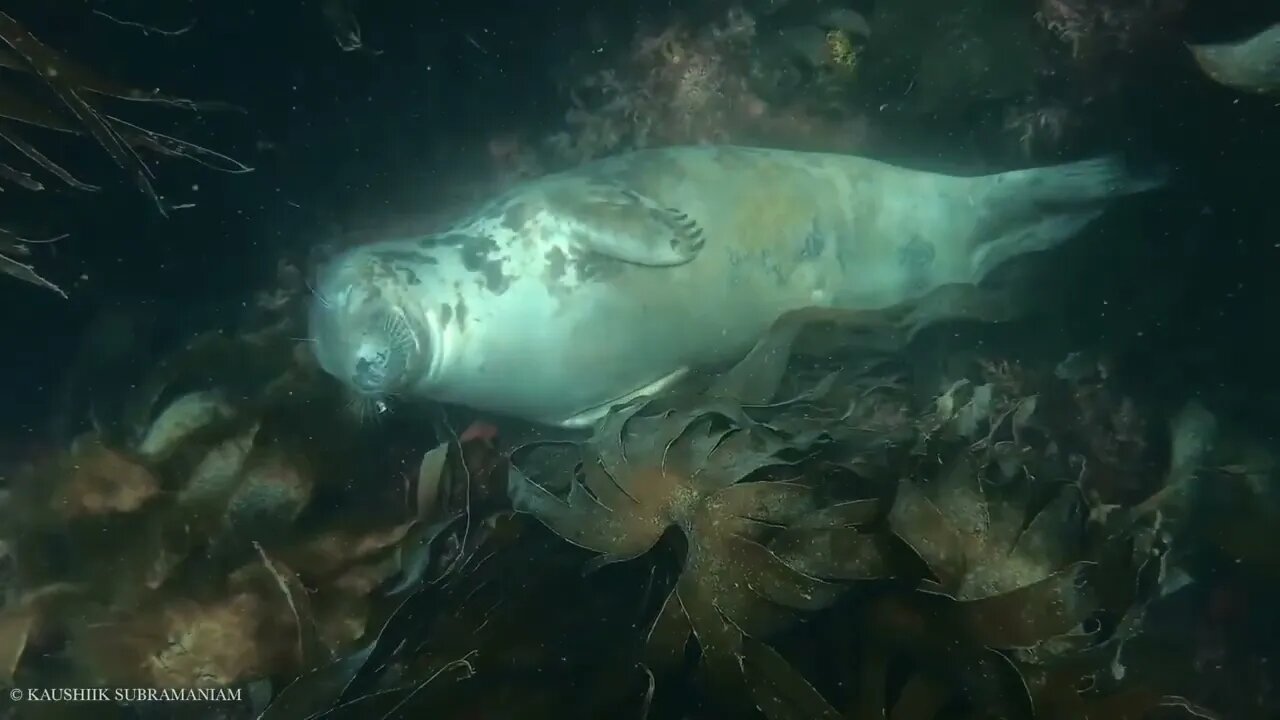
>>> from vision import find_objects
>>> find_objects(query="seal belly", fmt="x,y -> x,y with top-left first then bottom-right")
427,270 -> 704,426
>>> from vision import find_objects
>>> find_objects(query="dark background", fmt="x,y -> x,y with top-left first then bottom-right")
1,0 -> 1278,445
1,0 -> 612,440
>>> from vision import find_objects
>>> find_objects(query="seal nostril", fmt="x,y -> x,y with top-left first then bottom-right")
353,356 -> 385,391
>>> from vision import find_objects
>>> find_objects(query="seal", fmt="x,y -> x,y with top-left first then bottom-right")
309,145 -> 1163,428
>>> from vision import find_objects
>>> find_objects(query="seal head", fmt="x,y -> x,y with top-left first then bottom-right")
309,251 -> 434,404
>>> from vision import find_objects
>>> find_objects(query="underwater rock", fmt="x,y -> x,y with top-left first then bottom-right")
863,0 -> 1044,116
1167,400 -> 1219,490
223,448 -> 314,544
137,391 -> 237,462
178,422 -> 261,518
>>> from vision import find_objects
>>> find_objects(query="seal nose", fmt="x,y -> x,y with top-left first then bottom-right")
353,356 -> 385,392
351,341 -> 409,394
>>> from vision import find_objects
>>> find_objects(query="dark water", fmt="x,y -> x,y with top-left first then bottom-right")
0,0 -> 1278,718
1,0 -> 590,438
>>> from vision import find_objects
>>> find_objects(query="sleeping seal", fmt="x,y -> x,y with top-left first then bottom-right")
309,145 -> 1163,428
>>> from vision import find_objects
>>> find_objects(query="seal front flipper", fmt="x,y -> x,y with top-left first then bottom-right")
547,181 -> 707,266
555,366 -> 690,429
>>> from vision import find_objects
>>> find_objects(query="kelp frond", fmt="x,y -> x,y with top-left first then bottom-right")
0,227 -> 67,297
507,293 -> 1223,718
509,398 -> 854,716
508,304 -> 927,717
0,10 -> 251,295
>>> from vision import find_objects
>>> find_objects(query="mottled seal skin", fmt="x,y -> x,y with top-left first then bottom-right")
310,145 -> 1163,428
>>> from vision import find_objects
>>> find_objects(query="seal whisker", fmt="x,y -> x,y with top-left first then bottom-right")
346,391 -> 393,424
387,325 -> 414,347
381,311 -> 415,349
305,274 -> 333,310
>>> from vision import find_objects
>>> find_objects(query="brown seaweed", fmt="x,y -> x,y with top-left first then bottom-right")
0,11 -> 163,210
0,308 -> 409,693
888,454 -> 1097,648
0,10 -> 250,294
505,306 -> 940,717
0,228 -> 67,296
1,257 -> 1240,717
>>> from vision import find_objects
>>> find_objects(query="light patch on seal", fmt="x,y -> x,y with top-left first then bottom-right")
442,182 -> 712,299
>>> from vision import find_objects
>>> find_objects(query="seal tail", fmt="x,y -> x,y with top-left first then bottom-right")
967,156 -> 1168,280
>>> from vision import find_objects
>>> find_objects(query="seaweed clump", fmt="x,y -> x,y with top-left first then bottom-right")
539,4 -> 873,168
201,299 -> 1247,720
500,305 -> 1227,719
0,268 -> 512,707
0,10 -> 249,295
508,377 -> 863,715
0,271 -> 1257,720
0,283 -> 1251,718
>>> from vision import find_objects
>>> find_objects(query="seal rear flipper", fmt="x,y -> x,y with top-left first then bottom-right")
551,182 -> 707,266
966,156 -> 1167,280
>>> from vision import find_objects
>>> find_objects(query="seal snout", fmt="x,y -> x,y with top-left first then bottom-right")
307,269 -> 427,399
352,341 -> 408,393
336,304 -> 421,397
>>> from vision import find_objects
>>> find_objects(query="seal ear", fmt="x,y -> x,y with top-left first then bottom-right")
551,181 -> 707,266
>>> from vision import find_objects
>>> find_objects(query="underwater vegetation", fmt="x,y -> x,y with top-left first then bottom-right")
4,275 -> 1270,718
494,0 -> 1201,175
1036,0 -> 1188,60
0,10 -> 248,296
1,2 -> 1278,719
499,305 -> 1226,719
533,3 -> 874,171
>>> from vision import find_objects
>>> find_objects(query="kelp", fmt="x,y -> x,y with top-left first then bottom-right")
501,301 -> 1229,719
503,305 -> 923,718
509,402 -> 843,715
257,507 -> 663,720
826,364 -> 1222,719
0,10 -> 250,295
1,283 -> 1242,718
0,227 -> 67,296
0,296 -> 424,695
